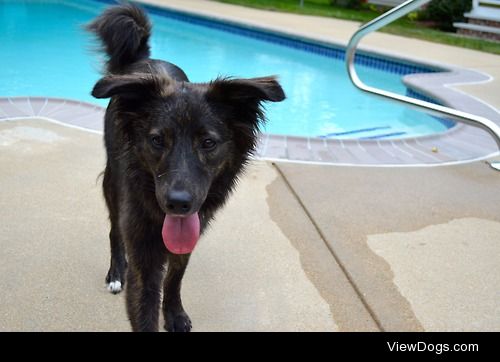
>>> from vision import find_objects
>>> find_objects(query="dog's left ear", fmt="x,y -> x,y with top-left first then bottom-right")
206,76 -> 285,105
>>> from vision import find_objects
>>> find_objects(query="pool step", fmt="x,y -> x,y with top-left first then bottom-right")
360,131 -> 407,140
319,126 -> 391,138
319,126 -> 407,140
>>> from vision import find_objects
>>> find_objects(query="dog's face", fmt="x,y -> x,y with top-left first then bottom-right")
93,73 -> 285,217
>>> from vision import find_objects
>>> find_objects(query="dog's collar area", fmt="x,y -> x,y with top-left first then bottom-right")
157,171 -> 168,179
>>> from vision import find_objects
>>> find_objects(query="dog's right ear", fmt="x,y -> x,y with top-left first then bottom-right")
91,74 -> 172,99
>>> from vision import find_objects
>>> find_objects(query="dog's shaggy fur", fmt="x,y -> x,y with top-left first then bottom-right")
87,4 -> 285,332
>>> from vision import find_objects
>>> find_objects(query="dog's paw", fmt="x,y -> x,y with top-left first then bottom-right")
164,312 -> 192,332
106,280 -> 122,294
105,262 -> 126,294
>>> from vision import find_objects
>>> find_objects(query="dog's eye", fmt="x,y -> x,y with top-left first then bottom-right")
150,135 -> 164,148
201,138 -> 217,150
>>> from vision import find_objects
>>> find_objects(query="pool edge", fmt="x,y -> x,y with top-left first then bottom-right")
1,96 -> 498,166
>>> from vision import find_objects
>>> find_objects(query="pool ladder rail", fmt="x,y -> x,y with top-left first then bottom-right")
345,0 -> 500,170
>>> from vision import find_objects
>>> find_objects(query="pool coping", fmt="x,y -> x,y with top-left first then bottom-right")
2,0 -> 500,166
1,96 -> 498,167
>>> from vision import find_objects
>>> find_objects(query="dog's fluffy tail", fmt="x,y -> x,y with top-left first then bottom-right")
87,3 -> 151,73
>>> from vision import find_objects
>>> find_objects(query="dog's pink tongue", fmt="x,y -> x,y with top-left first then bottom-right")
162,213 -> 200,254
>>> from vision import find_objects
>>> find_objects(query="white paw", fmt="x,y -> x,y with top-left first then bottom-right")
107,280 -> 122,294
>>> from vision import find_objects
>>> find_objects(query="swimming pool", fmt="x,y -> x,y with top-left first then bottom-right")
0,0 -> 452,139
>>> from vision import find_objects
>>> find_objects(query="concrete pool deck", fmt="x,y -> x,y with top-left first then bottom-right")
0,118 -> 499,331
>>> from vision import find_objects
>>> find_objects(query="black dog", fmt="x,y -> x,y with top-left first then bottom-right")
87,4 -> 285,332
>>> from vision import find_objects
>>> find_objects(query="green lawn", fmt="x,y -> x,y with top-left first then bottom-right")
215,0 -> 500,55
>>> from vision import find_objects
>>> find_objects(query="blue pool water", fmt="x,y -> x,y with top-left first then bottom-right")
0,0 -> 450,139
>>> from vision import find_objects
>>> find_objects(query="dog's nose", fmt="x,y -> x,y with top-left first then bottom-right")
166,190 -> 193,215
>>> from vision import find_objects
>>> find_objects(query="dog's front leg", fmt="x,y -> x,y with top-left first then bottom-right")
163,253 -> 191,332
125,242 -> 166,332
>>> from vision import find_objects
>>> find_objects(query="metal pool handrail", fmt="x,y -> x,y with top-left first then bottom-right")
345,0 -> 500,150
